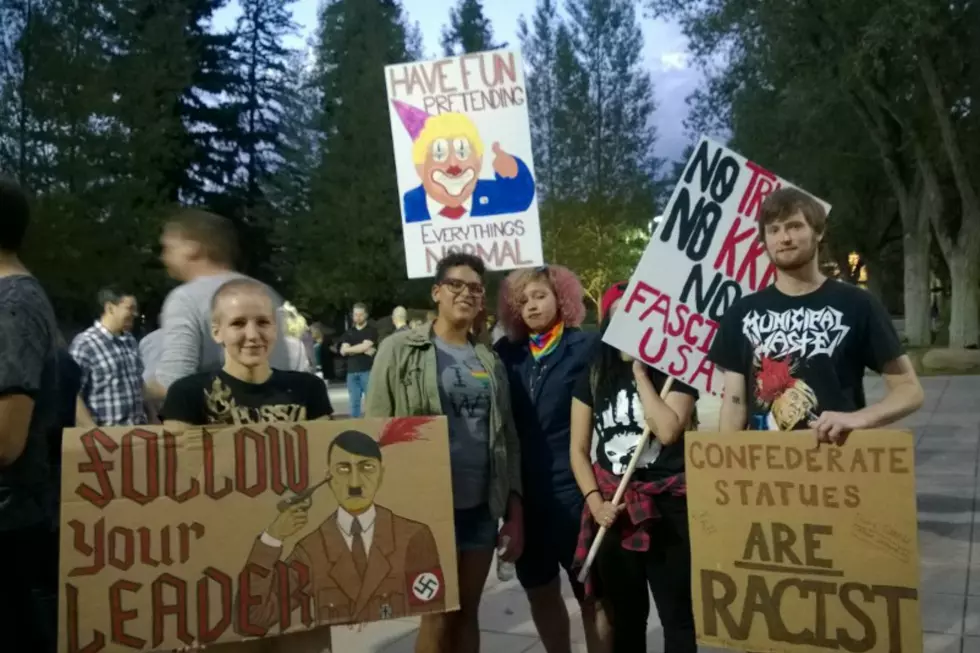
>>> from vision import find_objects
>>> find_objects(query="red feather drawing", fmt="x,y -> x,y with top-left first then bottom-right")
379,417 -> 433,447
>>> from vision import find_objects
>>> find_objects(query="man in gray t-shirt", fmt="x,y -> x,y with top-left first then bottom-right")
151,210 -> 293,397
434,337 -> 492,509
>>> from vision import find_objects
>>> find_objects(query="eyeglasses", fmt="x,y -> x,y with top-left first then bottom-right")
440,278 -> 486,297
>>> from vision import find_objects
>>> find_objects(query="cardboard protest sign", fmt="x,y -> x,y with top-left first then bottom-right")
602,136 -> 832,396
58,418 -> 458,653
385,49 -> 543,278
686,430 -> 922,653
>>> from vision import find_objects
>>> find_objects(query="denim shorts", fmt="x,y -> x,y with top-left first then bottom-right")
454,504 -> 499,551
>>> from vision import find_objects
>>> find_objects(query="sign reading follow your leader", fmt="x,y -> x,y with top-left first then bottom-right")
603,136 -> 831,396
686,430 -> 922,653
59,418 -> 457,653
385,49 -> 543,279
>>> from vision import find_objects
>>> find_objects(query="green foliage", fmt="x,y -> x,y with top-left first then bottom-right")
440,0 -> 504,56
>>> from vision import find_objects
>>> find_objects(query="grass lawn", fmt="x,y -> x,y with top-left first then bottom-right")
903,346 -> 980,376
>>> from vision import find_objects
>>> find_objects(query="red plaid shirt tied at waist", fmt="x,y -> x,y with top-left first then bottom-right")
572,462 -> 686,597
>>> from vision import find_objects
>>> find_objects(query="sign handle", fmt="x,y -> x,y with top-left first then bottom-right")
576,376 -> 675,584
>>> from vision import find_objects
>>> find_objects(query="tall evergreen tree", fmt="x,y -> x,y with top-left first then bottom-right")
226,0 -> 297,278
518,0 -> 559,200
566,0 -> 658,216
441,0 -> 503,56
294,0 -> 414,315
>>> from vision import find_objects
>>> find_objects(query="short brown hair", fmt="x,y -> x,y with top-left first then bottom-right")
210,278 -> 271,321
758,188 -> 826,239
166,209 -> 239,267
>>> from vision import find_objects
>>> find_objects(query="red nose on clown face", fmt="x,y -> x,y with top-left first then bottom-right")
445,165 -> 463,176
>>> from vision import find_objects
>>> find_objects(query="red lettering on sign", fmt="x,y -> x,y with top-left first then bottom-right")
139,525 -> 173,567
69,518 -> 104,576
712,217 -> 777,291
65,583 -> 105,653
77,429 -> 117,508
152,574 -> 193,648
202,429 -> 233,499
198,567 -> 234,644
235,428 -> 268,497
164,431 -> 200,502
737,160 -> 781,221
237,564 -> 271,637
121,429 -> 159,505
109,579 -> 145,649
277,560 -> 314,630
108,526 -> 134,571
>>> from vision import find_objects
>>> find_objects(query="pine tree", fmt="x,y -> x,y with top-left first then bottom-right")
566,0 -> 658,217
518,0 -> 559,200
440,0 -> 504,56
297,0 -> 414,315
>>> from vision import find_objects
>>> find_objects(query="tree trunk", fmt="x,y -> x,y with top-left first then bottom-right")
903,190 -> 933,346
903,230 -> 932,346
947,244 -> 980,348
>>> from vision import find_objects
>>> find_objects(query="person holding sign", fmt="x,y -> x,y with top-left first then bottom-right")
160,278 -> 334,653
708,188 -> 923,438
365,252 -> 523,653
569,282 -> 699,653
495,265 -> 612,653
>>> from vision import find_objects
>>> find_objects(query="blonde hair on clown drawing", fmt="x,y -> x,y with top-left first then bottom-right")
412,112 -> 485,165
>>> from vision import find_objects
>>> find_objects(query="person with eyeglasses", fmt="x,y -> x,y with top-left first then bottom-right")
494,265 -> 611,653
365,252 -> 523,653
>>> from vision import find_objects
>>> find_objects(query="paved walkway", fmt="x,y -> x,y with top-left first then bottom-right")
328,375 -> 980,652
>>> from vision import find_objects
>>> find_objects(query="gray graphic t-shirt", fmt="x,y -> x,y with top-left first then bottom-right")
0,275 -> 59,531
434,337 -> 491,509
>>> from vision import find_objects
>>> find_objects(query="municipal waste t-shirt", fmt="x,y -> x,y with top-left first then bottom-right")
707,280 -> 903,431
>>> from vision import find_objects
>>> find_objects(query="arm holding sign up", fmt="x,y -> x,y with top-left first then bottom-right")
633,361 -> 691,446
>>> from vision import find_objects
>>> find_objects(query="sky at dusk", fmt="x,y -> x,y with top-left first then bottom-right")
213,0 -> 702,162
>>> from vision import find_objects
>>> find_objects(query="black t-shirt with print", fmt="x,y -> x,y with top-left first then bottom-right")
708,280 -> 903,431
342,325 -> 379,374
572,365 -> 699,481
161,369 -> 333,426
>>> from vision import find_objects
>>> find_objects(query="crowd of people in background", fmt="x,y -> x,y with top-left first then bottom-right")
1,174 -> 926,653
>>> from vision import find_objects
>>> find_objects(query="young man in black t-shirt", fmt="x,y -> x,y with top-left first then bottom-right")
708,188 -> 924,441
339,302 -> 378,418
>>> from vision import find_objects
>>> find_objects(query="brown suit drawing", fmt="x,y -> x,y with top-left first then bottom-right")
241,504 -> 444,630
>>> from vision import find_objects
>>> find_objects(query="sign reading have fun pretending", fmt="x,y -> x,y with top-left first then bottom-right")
602,136 -> 832,396
385,49 -> 543,279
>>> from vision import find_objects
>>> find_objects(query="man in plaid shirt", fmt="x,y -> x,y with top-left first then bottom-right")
70,288 -> 147,426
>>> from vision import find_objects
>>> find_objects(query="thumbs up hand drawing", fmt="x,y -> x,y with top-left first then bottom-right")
491,142 -> 519,179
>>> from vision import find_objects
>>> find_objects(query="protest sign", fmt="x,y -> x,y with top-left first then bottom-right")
385,49 -> 543,278
602,136 -> 832,395
686,430 -> 922,653
58,418 -> 458,653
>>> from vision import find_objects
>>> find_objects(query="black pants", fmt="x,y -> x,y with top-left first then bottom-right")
596,494 -> 696,653
0,525 -> 59,653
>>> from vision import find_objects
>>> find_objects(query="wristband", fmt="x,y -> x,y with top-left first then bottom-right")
584,489 -> 600,502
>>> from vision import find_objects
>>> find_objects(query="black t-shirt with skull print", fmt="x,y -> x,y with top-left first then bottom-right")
707,280 -> 903,431
572,365 -> 699,482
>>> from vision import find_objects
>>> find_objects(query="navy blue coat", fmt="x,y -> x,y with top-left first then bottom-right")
496,328 -> 597,509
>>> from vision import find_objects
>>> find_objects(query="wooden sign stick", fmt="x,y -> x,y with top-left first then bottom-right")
577,377 -> 675,583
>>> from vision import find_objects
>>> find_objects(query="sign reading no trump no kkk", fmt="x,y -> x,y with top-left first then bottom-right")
686,430 -> 922,653
58,418 -> 458,653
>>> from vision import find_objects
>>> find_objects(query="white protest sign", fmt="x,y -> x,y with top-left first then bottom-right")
602,136 -> 832,396
384,49 -> 543,279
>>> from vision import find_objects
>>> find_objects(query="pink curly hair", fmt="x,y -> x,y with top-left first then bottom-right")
497,265 -> 587,341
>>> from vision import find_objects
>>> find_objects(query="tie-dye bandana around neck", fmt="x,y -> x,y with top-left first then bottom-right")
529,322 -> 564,362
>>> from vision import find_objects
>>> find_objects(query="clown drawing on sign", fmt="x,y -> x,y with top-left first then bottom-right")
238,418 -> 445,628
754,356 -> 819,431
392,100 -> 536,224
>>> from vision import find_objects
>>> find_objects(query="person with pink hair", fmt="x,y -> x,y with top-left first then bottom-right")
495,265 -> 611,653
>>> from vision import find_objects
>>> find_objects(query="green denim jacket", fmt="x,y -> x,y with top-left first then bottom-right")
364,326 -> 521,520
